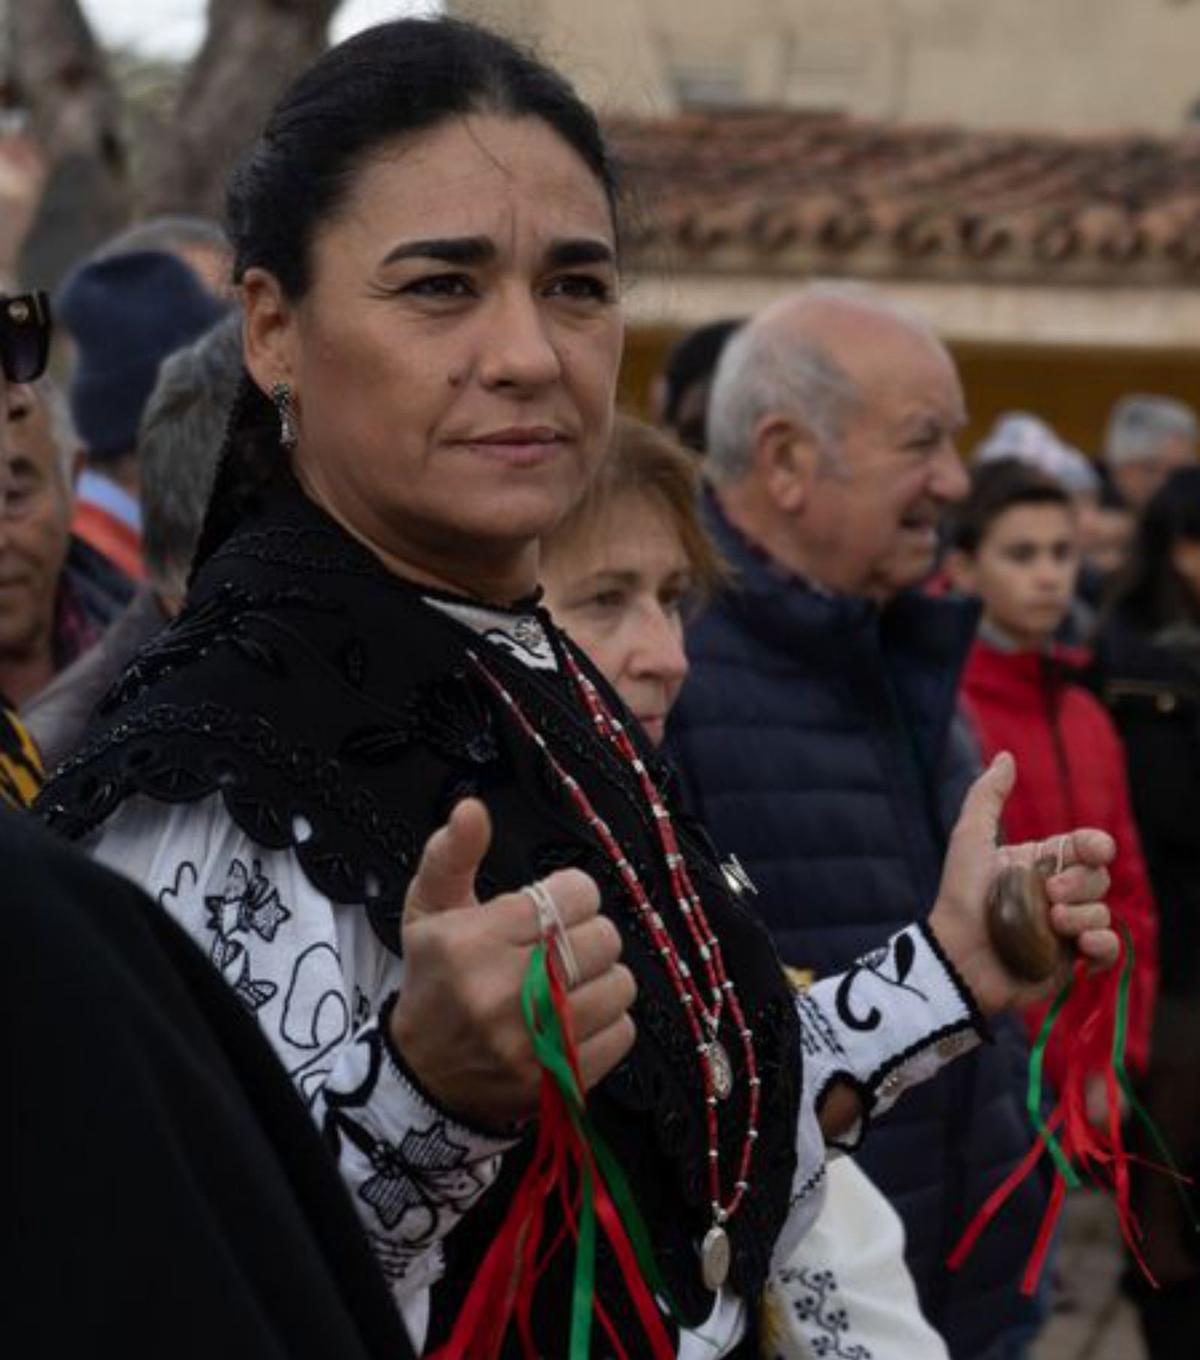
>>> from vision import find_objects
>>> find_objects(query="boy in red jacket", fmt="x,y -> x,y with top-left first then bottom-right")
946,459 -> 1158,1111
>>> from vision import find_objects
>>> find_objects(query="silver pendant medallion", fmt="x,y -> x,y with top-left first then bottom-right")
701,1223 -> 731,1291
706,1040 -> 734,1101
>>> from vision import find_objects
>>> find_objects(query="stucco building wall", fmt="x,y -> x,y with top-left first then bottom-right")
455,0 -> 1200,132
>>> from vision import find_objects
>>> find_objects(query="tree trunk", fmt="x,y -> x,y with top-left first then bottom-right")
5,0 -> 132,287
143,0 -> 342,219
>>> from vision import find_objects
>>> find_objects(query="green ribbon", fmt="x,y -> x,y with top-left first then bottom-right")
1027,970 -> 1082,1188
1110,924 -> 1199,1232
521,943 -> 594,1359
521,943 -> 673,1359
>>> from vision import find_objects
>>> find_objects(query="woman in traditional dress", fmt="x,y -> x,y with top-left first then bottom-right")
39,18 -> 1117,1357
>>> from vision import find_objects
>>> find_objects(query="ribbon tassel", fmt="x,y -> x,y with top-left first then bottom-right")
430,943 -> 675,1360
949,925 -> 1193,1296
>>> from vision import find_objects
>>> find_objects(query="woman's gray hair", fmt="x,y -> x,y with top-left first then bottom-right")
138,312 -> 244,597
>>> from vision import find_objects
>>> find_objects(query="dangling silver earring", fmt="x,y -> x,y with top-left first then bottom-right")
271,382 -> 297,451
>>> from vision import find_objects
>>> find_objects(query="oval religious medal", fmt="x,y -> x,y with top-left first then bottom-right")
701,1223 -> 731,1291
706,1040 -> 734,1101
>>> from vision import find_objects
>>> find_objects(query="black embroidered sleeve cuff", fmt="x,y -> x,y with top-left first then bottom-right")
313,1003 -> 521,1291
375,992 -> 523,1149
796,922 -> 984,1153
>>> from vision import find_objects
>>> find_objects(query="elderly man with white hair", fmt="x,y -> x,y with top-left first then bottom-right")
669,284 -> 1050,1359
1103,394 -> 1197,513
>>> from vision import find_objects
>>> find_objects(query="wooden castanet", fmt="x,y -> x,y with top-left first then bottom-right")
986,861 -> 1064,984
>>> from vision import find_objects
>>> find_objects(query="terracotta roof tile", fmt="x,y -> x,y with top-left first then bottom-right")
606,110 -> 1200,283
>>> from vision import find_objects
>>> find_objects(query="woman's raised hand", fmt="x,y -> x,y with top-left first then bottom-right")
392,799 -> 637,1128
929,753 -> 1119,1015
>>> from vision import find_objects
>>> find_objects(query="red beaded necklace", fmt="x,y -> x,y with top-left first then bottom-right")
470,645 -> 760,1291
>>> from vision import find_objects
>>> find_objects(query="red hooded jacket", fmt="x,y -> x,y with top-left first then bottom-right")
961,638 -> 1158,1078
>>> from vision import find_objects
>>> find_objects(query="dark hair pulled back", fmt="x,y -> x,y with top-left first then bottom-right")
194,16 -> 622,571
1107,465 -> 1200,631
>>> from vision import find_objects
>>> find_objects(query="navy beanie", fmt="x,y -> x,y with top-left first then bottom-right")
55,249 -> 229,460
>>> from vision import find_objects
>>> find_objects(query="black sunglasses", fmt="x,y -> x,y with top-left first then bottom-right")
0,291 -> 51,384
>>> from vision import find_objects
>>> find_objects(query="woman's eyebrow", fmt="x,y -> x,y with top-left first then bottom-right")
574,568 -> 638,589
545,238 -> 615,268
380,236 -> 495,266
378,236 -> 614,269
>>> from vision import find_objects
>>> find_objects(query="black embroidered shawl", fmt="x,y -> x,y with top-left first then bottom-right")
38,482 -> 800,1353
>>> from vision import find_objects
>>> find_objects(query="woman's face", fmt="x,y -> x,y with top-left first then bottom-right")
244,114 -> 623,598
542,493 -> 692,747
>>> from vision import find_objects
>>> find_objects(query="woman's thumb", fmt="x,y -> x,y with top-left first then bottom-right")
404,798 -> 493,923
955,752 -> 1016,847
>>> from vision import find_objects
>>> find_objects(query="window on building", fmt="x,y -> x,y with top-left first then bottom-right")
671,66 -> 744,108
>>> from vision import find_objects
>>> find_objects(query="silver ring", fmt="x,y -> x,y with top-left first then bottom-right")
1035,833 -> 1070,878
523,881 -> 581,989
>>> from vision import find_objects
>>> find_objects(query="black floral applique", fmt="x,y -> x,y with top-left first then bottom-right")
99,586 -> 252,714
203,856 -> 292,1012
776,1265 -> 873,1360
416,669 -> 500,766
205,856 -> 291,941
99,582 -> 336,715
338,670 -> 499,771
357,1119 -> 490,1239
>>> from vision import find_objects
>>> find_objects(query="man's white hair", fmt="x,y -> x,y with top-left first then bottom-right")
34,379 -> 81,486
705,281 -> 936,485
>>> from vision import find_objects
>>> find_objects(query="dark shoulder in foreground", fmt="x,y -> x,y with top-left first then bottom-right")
2,805 -> 414,1360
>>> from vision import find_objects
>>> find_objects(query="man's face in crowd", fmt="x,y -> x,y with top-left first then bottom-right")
0,385 -> 72,669
1110,433 -> 1196,513
1076,497 -> 1134,580
786,311 -> 969,603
